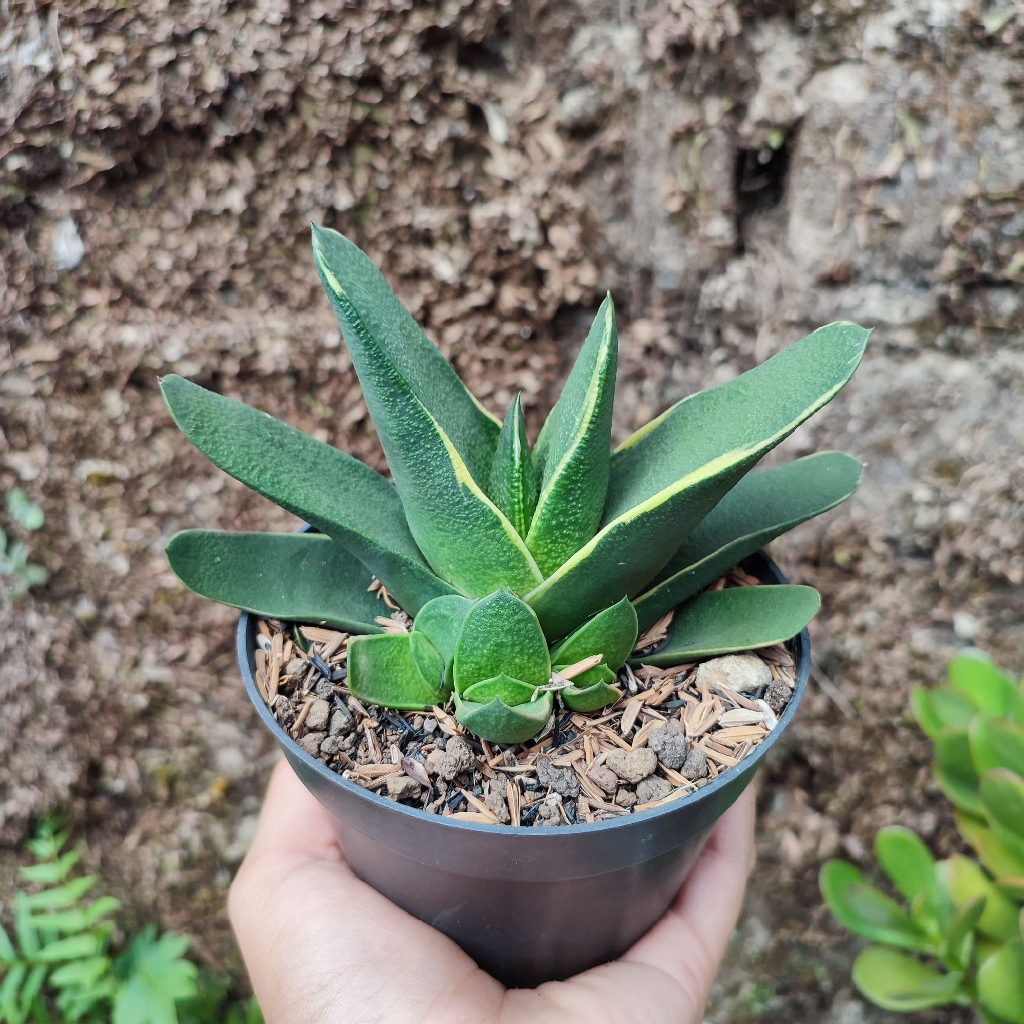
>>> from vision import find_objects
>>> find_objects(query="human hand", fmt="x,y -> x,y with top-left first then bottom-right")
229,759 -> 756,1024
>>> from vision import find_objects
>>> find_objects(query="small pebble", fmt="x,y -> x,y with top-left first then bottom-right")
484,788 -> 511,824
329,707 -> 355,736
764,678 -> 790,714
437,735 -> 475,781
615,788 -> 638,808
536,756 -> 580,798
315,677 -> 334,699
386,774 -> 423,801
695,653 -> 771,694
636,776 -> 673,804
586,764 -> 619,795
298,732 -> 325,756
305,699 -> 331,732
606,747 -> 658,783
284,657 -> 305,677
647,720 -> 688,770
681,747 -> 709,781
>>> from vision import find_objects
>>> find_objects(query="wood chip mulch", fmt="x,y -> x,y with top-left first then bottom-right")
252,568 -> 796,827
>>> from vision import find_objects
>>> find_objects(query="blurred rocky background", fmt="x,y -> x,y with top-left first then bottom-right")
1,0 -> 1022,1018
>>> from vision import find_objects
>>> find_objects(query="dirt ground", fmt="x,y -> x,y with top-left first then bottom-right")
2,0 -> 1023,1019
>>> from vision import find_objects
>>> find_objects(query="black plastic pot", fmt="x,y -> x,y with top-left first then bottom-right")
236,552 -> 809,989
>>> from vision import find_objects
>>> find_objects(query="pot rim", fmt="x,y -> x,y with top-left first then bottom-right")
237,550 -> 809,837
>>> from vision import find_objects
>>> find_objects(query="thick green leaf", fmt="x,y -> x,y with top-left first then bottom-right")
453,588 -> 550,695
633,585 -> 819,668
313,227 -> 540,597
934,724 -> 982,814
166,531 -> 385,633
550,597 -> 638,675
984,718 -> 1024,778
347,632 -> 446,711
527,322 -> 869,638
633,451 -> 862,631
978,941 -> 1024,1024
957,813 -> 1024,878
949,651 -> 1019,718
413,595 -> 475,677
875,826 -> 936,903
453,690 -> 553,745
310,225 -> 500,481
161,374 -> 454,615
462,674 -> 538,705
851,946 -> 965,1012
527,297 -> 617,575
488,395 -> 537,540
911,685 -> 979,740
939,855 -> 1020,941
561,672 -> 622,713
982,769 -> 1024,843
820,860 -> 932,948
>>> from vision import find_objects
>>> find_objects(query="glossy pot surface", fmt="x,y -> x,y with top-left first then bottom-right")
237,552 -> 809,988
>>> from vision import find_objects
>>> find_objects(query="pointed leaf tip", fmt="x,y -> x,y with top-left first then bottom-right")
488,394 -> 537,539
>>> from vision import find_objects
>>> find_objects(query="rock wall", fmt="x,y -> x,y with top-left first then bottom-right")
1,0 -> 1022,1013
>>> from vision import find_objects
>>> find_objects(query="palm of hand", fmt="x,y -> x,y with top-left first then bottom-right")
230,761 -> 755,1024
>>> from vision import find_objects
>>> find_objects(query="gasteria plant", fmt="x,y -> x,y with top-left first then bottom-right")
162,226 -> 868,744
821,652 -> 1024,1023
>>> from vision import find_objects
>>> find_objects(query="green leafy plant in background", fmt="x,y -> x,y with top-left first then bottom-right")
162,225 -> 869,743
1,488 -> 48,601
821,651 -> 1024,1022
0,817 -> 260,1024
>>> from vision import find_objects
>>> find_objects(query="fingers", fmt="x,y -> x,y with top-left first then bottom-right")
625,784 -> 757,988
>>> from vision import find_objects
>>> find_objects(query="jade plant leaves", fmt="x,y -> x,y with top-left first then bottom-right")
166,530 -> 385,634
956,813 -> 1024,880
939,855 -> 1020,941
980,769 -> 1024,845
526,322 -> 869,638
948,651 -> 1020,719
633,451 -> 862,632
933,724 -> 983,815
454,690 -> 554,746
851,947 -> 966,1012
453,588 -> 550,694
977,941 -> 1024,1024
527,297 -> 617,576
312,226 -> 542,598
310,225 -> 500,482
488,395 -> 537,540
979,718 -> 1024,778
160,375 -> 455,616
874,826 -> 936,904
347,631 -> 446,711
634,585 -> 820,668
819,860 -> 932,949
912,684 -> 980,741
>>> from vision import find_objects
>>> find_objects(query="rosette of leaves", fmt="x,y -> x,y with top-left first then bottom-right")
163,226 -> 868,744
820,652 -> 1024,1023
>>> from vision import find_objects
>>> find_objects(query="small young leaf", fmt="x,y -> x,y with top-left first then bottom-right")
21,875 -> 97,912
462,674 -> 538,705
453,690 -> 553,745
633,585 -> 819,668
166,531 -> 386,634
453,588 -> 550,695
0,963 -> 28,1023
48,956 -> 111,988
938,855 -> 1020,941
6,489 -> 45,531
549,597 -> 638,673
561,674 -> 622,713
0,923 -> 15,964
944,895 -> 986,965
911,685 -> 978,741
18,845 -> 82,886
347,632 -> 446,712
874,826 -> 936,903
977,941 -> 1024,1024
413,595 -> 475,674
27,909 -> 87,933
819,860 -> 932,949
488,395 -> 537,540
527,297 -> 617,575
851,946 -> 965,1012
949,651 -> 1019,718
984,718 -> 1024,778
633,451 -> 862,631
17,965 -> 46,1021
83,896 -> 122,926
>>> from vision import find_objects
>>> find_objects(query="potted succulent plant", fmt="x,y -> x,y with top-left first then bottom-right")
161,225 -> 868,986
